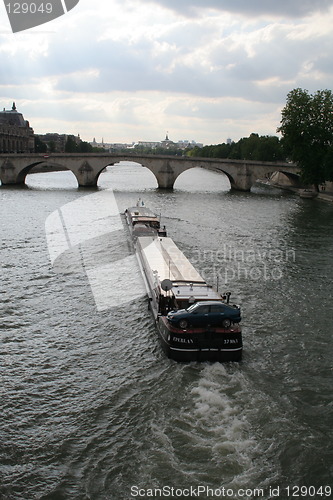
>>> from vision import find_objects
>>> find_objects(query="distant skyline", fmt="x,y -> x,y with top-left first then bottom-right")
1,0 -> 333,145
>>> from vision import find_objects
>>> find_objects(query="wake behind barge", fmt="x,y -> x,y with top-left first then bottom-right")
125,204 -> 242,362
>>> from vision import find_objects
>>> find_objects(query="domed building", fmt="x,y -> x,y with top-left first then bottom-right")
0,102 -> 34,153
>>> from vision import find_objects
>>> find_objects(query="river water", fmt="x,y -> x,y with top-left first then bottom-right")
1,162 -> 332,500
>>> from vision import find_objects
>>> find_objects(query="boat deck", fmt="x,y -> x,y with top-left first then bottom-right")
137,235 -> 221,302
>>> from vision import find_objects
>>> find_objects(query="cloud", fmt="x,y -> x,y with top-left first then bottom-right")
1,0 -> 333,143
134,0 -> 333,18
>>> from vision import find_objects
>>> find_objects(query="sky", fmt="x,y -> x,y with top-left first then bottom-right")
1,0 -> 333,145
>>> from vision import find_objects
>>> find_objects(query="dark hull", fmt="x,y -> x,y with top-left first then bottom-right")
157,317 -> 242,362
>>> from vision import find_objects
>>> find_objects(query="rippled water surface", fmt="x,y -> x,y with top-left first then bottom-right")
1,163 -> 332,499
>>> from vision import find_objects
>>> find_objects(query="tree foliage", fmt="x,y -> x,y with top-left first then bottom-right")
77,140 -> 93,153
186,134 -> 285,162
64,136 -> 78,152
34,136 -> 47,153
133,145 -> 182,156
65,136 -> 93,153
278,88 -> 333,186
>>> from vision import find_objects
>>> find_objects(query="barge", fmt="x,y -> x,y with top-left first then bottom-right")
125,204 -> 242,362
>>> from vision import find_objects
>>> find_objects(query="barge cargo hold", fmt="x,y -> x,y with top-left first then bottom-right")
125,205 -> 243,362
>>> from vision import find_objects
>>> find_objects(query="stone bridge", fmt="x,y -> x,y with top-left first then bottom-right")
0,153 -> 300,191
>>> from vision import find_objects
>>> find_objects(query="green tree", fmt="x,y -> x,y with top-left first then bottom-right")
278,88 -> 333,188
34,136 -> 47,153
65,136 -> 78,152
323,145 -> 333,182
257,135 -> 285,161
77,141 -> 93,153
186,135 -> 284,161
186,146 -> 202,157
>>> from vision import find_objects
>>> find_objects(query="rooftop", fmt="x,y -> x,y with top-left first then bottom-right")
0,102 -> 30,128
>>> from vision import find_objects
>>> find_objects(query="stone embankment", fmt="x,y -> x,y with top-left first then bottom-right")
318,191 -> 333,203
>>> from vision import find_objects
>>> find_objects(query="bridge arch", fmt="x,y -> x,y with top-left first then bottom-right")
16,161 -> 46,183
94,155 -> 197,190
174,164 -> 235,191
268,170 -> 301,188
276,170 -> 300,182
197,163 -> 236,189
105,160 -> 158,189
17,158 -> 112,188
15,160 -> 76,185
222,171 -> 236,188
